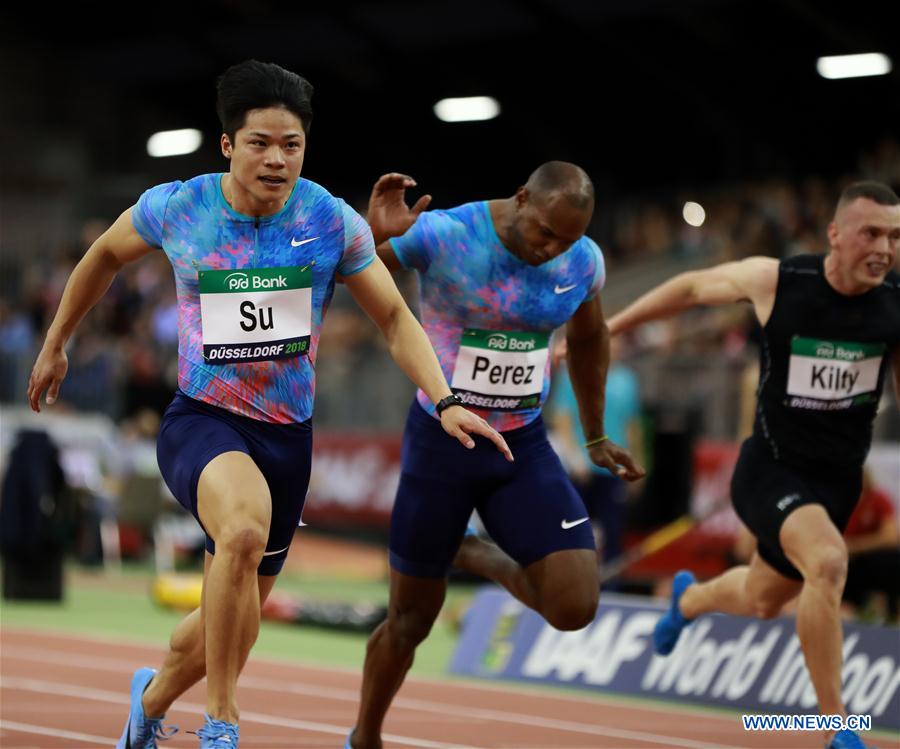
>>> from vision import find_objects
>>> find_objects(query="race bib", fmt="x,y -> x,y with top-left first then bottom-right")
450,329 -> 549,411
199,266 -> 312,364
786,336 -> 885,409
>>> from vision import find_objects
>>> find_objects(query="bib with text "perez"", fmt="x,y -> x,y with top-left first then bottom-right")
450,329 -> 549,411
199,266 -> 312,364
786,336 -> 886,410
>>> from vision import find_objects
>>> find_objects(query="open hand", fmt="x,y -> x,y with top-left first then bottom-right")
368,173 -> 432,245
440,406 -> 514,462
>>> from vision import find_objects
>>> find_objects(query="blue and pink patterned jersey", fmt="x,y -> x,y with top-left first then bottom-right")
390,200 -> 605,432
132,173 -> 374,423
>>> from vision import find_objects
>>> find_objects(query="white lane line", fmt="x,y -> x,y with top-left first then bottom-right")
1,651 -> 741,749
0,719 -> 113,744
0,628 -> 743,722
0,677 -> 475,749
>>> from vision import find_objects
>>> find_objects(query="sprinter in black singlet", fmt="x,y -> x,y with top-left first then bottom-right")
606,181 -> 900,749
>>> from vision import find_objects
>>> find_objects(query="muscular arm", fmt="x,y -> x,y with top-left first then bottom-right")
608,257 -> 779,335
566,297 -> 644,480
28,207 -> 157,410
566,296 -> 609,444
344,258 -> 512,459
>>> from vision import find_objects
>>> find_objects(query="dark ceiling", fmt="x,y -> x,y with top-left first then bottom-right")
1,0 -> 898,213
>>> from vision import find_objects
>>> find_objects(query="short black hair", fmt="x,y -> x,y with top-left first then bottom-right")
837,180 -> 899,213
216,60 -> 314,142
525,161 -> 595,211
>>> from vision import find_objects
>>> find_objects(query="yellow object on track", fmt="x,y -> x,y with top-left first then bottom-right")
151,573 -> 203,611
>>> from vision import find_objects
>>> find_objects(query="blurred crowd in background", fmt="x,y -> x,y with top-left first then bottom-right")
1,139 -> 898,622
3,138 -> 898,430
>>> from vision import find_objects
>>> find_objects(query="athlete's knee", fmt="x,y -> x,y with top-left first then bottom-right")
217,524 -> 268,563
543,591 -> 598,631
385,606 -> 438,650
804,545 -> 848,589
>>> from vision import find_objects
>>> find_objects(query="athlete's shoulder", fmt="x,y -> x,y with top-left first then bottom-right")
288,177 -> 347,219
151,173 -> 218,212
178,172 -> 220,195
882,268 -> 900,291
573,234 -> 603,259
779,252 -> 823,275
294,176 -> 336,201
423,201 -> 484,230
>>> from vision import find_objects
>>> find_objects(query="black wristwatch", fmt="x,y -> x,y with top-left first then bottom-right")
435,393 -> 465,415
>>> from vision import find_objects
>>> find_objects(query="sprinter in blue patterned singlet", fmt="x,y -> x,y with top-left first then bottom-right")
346,165 -> 645,749
28,61 -> 509,749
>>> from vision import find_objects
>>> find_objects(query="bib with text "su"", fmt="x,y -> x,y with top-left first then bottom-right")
450,329 -> 549,411
199,266 -> 312,364
786,336 -> 885,410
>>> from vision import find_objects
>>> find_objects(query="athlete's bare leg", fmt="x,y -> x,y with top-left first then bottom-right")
780,505 -> 850,724
351,569 -> 446,749
194,451 -> 272,724
679,552 -> 802,620
141,554 -> 278,718
455,538 -> 598,630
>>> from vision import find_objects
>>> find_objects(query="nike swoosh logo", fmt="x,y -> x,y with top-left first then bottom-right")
263,545 -> 291,556
554,284 -> 577,294
561,517 -> 589,529
291,236 -> 319,247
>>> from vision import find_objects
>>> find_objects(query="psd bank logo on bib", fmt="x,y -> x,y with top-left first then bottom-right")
485,333 -> 536,352
223,272 -> 289,291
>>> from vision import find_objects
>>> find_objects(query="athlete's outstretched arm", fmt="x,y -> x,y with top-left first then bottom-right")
28,208 -> 156,412
367,172 -> 432,249
608,256 -> 779,335
566,297 -> 645,481
344,258 -> 512,461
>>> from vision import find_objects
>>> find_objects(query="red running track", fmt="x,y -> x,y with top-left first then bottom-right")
0,628 -> 881,749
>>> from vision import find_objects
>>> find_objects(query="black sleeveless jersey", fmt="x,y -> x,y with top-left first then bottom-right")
752,253 -> 900,470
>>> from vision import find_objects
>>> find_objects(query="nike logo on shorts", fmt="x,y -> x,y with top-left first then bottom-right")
561,517 -> 589,529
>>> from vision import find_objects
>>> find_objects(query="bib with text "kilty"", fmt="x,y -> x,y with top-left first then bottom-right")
786,336 -> 886,411
199,266 -> 312,364
450,329 -> 549,411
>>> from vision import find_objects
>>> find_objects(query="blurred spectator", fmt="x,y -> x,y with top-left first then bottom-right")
842,470 -> 900,622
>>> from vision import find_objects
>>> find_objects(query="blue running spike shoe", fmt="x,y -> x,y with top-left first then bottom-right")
116,667 -> 178,749
652,570 -> 696,656
196,714 -> 240,748
828,729 -> 874,748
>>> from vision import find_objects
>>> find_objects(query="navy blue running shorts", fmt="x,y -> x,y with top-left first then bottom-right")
730,436 -> 862,580
156,391 -> 312,576
390,400 -> 596,578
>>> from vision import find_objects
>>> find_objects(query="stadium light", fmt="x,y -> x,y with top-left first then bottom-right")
147,129 -> 204,157
433,96 -> 501,123
816,53 -> 892,80
683,201 -> 706,227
